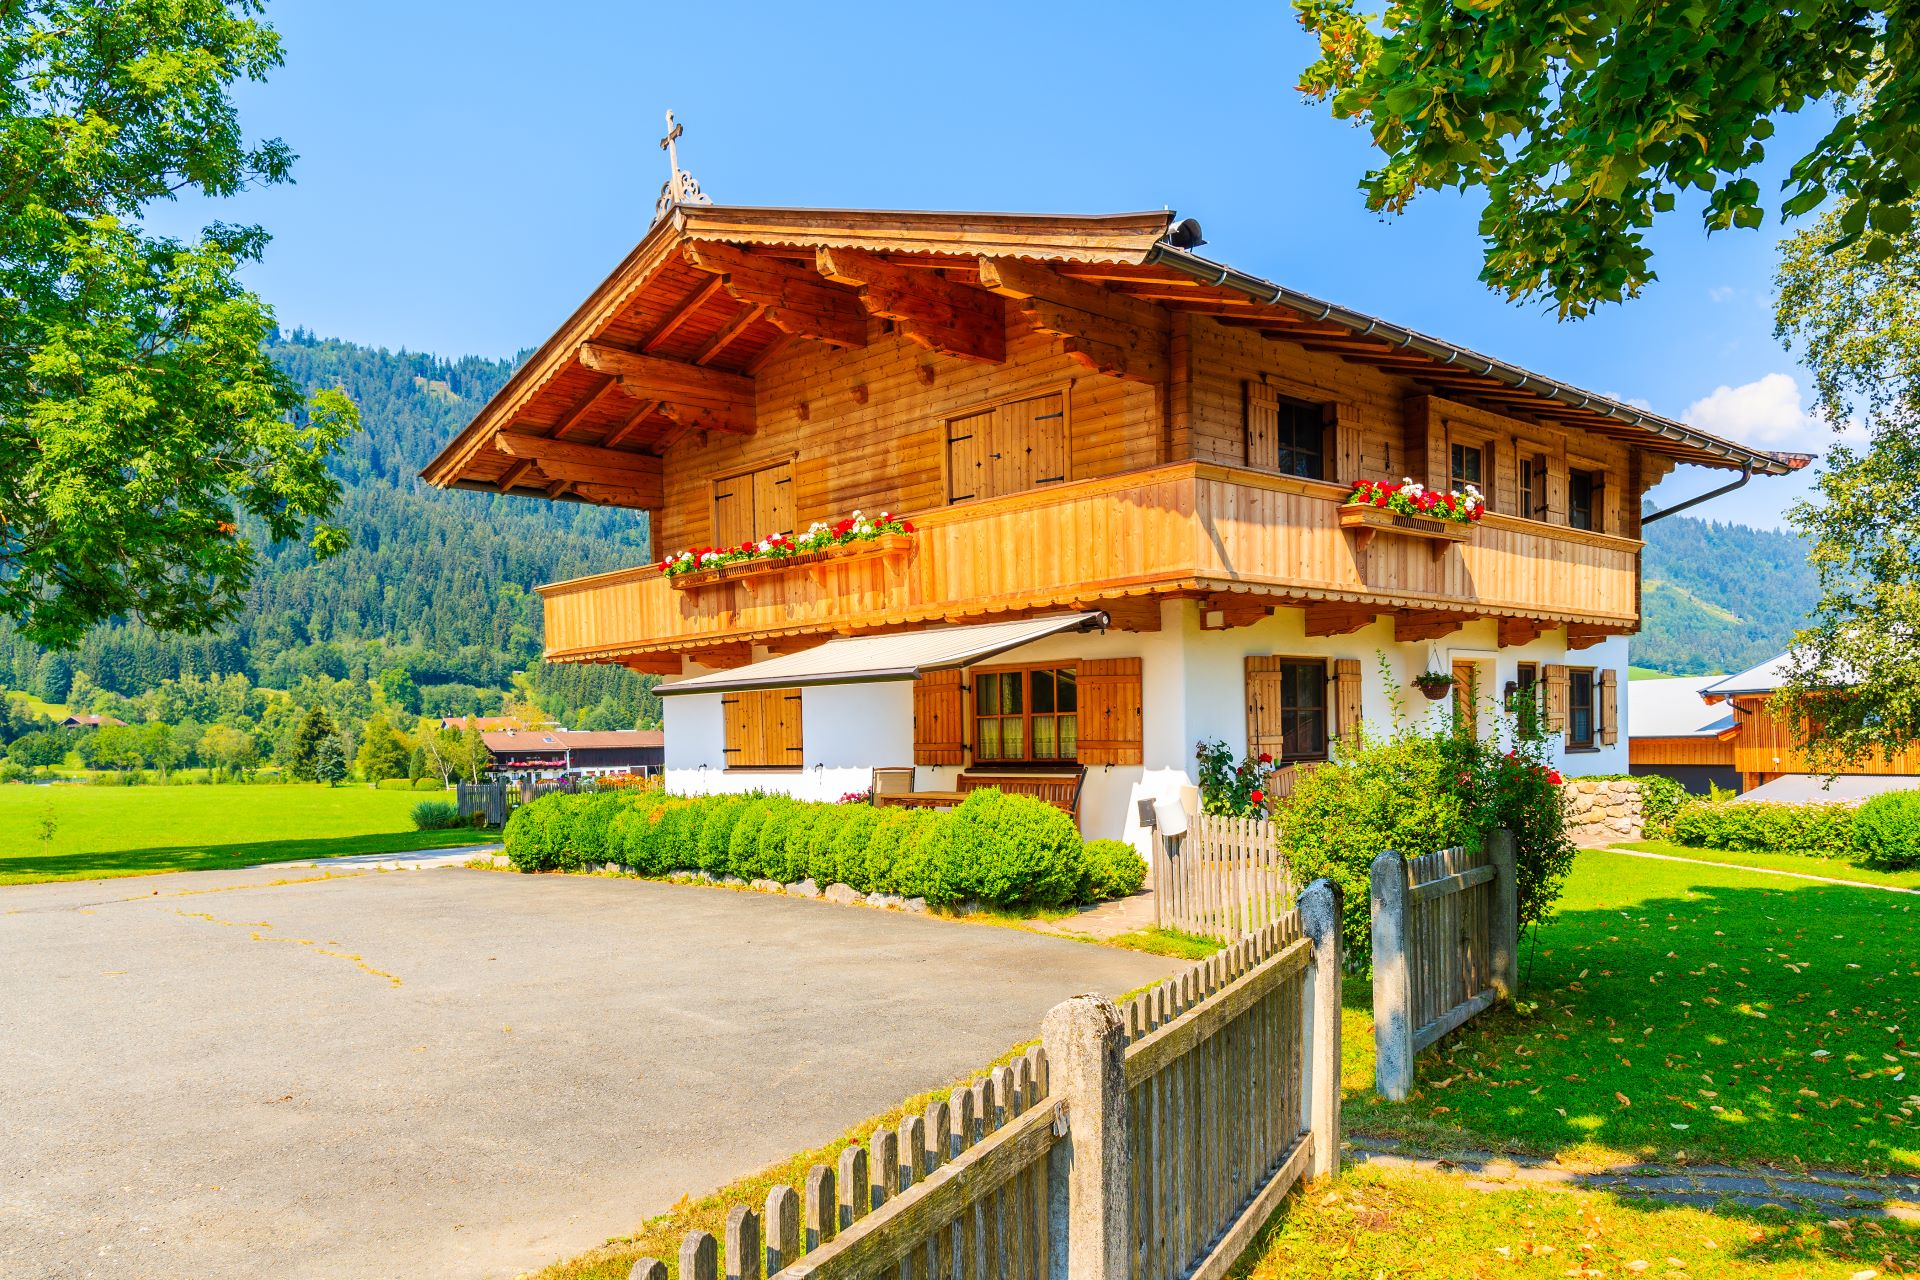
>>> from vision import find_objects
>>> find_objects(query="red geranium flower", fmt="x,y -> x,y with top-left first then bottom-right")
1257,751 -> 1273,765
1249,789 -> 1265,804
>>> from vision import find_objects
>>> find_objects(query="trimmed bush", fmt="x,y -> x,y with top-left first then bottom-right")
946,790 -> 1085,908
501,788 -> 1101,909
410,800 -> 462,831
1852,791 -> 1920,869
375,777 -> 414,791
413,777 -> 444,792
1082,839 -> 1147,901
1670,798 -> 1856,858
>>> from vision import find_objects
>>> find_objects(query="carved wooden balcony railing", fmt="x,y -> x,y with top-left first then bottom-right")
538,462 -> 1641,663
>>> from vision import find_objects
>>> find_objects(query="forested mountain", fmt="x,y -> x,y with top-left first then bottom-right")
1634,516 -> 1818,675
1,331 -> 657,727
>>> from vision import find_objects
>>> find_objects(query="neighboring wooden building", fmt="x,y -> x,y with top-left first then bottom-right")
482,728 -> 665,778
425,199 -> 1808,843
1627,676 -> 1741,794
1702,654 -> 1920,794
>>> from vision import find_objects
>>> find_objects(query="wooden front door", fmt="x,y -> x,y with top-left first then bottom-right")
1452,660 -> 1478,737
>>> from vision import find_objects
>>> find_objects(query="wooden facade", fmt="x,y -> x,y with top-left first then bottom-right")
424,204 -> 1806,682
1720,693 -> 1920,790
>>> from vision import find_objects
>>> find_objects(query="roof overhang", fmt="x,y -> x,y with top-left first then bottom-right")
655,612 -> 1108,697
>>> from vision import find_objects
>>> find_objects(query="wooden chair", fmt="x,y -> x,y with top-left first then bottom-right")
871,766 -> 916,803
955,765 -> 1088,824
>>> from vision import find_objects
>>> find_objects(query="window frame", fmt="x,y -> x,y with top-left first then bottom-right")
970,662 -> 1081,766
1566,666 -> 1598,751
1568,468 -> 1598,532
1275,657 -> 1330,763
1518,453 -> 1549,521
1449,440 -> 1488,507
1265,394 -> 1329,480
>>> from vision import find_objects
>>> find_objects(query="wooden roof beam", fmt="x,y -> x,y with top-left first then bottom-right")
641,276 -> 727,353
493,431 -> 664,506
495,458 -> 536,493
577,342 -> 754,434
977,257 -> 1168,386
1394,610 -> 1470,643
682,240 -> 868,349
1565,624 -> 1619,650
815,246 -> 1005,364
692,303 -> 764,367
603,398 -> 661,450
1304,604 -> 1377,638
545,376 -> 625,440
1497,617 -> 1551,648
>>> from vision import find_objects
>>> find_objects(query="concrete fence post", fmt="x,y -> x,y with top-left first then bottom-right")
1298,878 -> 1344,1178
1370,848 -> 1414,1102
1487,827 -> 1519,1001
1041,994 -> 1128,1280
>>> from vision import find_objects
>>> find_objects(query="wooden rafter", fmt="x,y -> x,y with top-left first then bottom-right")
495,458 -> 536,493
603,398 -> 661,450
1394,610 -> 1469,643
814,246 -> 1005,364
1497,617 -> 1551,648
682,240 -> 868,349
977,257 -> 1168,386
641,276 -> 726,353
577,341 -> 755,435
1565,624 -> 1617,651
492,432 -> 663,506
545,377 -> 625,440
1303,603 -> 1376,638
691,303 -> 764,367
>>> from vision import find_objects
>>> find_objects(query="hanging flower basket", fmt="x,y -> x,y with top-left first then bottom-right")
1412,671 -> 1456,700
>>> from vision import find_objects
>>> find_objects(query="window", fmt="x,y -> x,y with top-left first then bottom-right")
1568,469 -> 1599,531
1567,668 -> 1596,750
1450,442 -> 1486,504
723,687 -> 803,769
1509,662 -> 1542,739
974,666 -> 1077,763
1519,454 -> 1548,520
713,462 -> 794,547
1246,383 -> 1326,479
1249,658 -> 1328,763
947,391 -> 1068,503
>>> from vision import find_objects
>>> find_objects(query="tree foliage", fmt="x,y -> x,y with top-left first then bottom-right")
1,0 -> 358,647
1773,200 -> 1920,769
1294,0 -> 1918,315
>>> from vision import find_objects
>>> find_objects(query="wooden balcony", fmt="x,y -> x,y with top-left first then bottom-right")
538,462 -> 1641,664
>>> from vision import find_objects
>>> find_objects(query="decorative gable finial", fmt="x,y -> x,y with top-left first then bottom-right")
654,109 -> 713,223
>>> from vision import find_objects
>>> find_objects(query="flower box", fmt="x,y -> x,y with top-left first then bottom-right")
666,534 -> 912,591
1338,503 -> 1473,558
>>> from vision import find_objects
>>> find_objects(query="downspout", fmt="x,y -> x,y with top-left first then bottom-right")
1640,464 -> 1754,524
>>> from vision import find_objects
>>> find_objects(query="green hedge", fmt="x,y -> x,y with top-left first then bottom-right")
502,789 -> 1143,909
1670,798 -> 1857,858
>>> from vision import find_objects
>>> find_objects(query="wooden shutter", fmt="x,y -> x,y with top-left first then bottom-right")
1245,656 -> 1288,760
1327,402 -> 1361,483
1077,658 -> 1143,766
1598,668 -> 1619,745
1332,657 -> 1363,745
947,410 -> 990,502
724,687 -> 803,768
713,480 -> 752,548
913,668 -> 967,764
1245,381 -> 1278,471
753,462 -> 795,539
1542,663 -> 1569,735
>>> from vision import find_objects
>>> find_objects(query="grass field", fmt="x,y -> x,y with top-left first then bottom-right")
0,783 -> 496,885
1344,849 -> 1920,1174
1228,1165 -> 1920,1279
1619,839 -> 1920,891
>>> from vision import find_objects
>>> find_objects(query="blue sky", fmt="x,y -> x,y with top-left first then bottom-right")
152,0 -> 1842,530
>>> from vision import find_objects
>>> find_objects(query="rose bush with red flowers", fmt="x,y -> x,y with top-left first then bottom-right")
1345,477 -> 1485,524
1196,739 -> 1278,818
659,509 -> 914,578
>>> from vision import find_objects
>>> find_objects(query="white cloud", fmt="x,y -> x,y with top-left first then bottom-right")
1682,372 -> 1834,449
1708,285 -> 1738,304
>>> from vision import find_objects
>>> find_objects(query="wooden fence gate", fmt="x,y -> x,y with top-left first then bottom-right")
455,780 -> 509,827
1153,812 -> 1295,942
628,881 -> 1346,1280
1369,830 -> 1518,1100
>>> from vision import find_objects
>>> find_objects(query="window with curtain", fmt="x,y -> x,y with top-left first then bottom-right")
973,666 -> 1078,763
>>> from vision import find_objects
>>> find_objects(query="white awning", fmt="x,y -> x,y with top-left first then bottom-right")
656,612 -> 1109,697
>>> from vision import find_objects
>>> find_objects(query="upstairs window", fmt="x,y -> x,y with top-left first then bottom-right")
974,666 -> 1078,762
1569,469 -> 1599,531
713,462 -> 794,547
1450,442 -> 1487,509
946,391 -> 1068,504
1245,382 -> 1327,480
1247,658 -> 1329,763
1519,454 -> 1549,520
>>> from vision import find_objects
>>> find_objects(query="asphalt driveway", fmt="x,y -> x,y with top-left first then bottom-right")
0,865 -> 1177,1280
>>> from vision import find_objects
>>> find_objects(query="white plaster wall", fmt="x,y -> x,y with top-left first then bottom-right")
661,676 -> 914,804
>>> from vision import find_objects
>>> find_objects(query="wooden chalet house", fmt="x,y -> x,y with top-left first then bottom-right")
425,201 -> 1806,846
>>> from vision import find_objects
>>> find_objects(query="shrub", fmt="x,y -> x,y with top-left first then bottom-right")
890,811 -> 961,904
693,795 -> 752,875
1852,791 -> 1920,868
802,805 -> 862,888
413,777 -> 444,792
1082,839 -> 1147,901
831,805 -> 884,888
1633,774 -> 1688,837
946,790 -> 1085,908
410,800 -> 462,831
375,777 -> 414,791
1670,799 -> 1856,858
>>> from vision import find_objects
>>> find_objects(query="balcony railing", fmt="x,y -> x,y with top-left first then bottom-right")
538,462 -> 1641,662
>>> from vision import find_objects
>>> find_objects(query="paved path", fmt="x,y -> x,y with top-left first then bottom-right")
0,865 -> 1177,1280
1349,1139 -> 1920,1222
1607,845 -> 1920,895
265,843 -> 506,872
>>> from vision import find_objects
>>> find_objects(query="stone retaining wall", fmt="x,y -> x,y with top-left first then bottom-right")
1561,777 -> 1644,846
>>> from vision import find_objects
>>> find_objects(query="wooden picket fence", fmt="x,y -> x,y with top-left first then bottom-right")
630,883 -> 1345,1280
1153,813 -> 1296,942
1370,831 -> 1518,1100
455,780 -> 510,827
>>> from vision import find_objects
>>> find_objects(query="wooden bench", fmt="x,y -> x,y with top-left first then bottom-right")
956,767 -> 1087,823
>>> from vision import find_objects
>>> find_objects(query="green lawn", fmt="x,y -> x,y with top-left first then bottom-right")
1344,849 -> 1920,1174
1619,838 -> 1920,892
1228,1165 -> 1920,1279
0,783 -> 496,885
